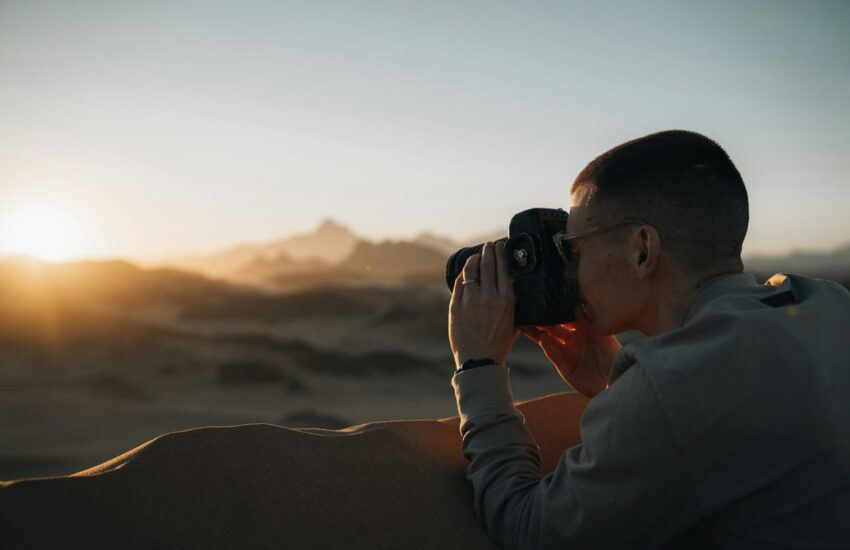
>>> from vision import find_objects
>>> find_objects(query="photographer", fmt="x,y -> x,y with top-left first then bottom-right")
448,130 -> 850,548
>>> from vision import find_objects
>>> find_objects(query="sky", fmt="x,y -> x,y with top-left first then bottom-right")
1,0 -> 848,262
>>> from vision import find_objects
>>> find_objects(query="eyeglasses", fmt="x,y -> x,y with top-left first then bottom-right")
552,218 -> 649,264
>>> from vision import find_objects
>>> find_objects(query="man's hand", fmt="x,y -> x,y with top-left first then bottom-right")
449,241 -> 519,368
521,313 -> 621,398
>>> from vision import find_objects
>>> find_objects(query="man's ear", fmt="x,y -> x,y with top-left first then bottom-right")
633,225 -> 660,277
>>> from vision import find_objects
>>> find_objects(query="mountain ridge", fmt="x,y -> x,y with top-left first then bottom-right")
4,217 -> 849,292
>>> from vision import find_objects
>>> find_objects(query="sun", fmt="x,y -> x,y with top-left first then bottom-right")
0,201 -> 89,262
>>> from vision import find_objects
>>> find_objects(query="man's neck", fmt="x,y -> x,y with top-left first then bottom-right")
638,264 -> 742,338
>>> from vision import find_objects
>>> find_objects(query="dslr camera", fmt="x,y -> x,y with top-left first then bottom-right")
445,207 -> 578,327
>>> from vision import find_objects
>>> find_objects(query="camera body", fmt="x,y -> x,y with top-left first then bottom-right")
445,208 -> 577,327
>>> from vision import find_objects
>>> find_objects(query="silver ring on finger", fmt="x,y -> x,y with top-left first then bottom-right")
461,278 -> 478,286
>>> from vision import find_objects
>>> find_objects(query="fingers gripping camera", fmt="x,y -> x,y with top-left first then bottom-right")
445,208 -> 578,327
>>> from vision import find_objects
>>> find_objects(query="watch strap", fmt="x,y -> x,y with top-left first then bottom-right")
455,358 -> 497,374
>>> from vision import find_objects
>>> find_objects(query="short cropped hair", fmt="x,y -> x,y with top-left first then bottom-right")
572,130 -> 749,274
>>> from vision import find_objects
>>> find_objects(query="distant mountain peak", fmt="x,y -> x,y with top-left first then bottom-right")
315,218 -> 352,235
411,232 -> 460,255
258,219 -> 359,265
338,240 -> 446,275
414,231 -> 444,240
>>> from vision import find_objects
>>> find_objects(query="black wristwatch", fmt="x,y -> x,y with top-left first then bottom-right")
455,358 -> 497,374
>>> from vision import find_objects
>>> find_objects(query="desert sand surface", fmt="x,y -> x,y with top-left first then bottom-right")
0,257 -> 568,482
0,391 -> 587,549
1,421 -> 499,549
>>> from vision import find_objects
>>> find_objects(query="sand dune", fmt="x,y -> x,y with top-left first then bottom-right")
0,392 -> 587,549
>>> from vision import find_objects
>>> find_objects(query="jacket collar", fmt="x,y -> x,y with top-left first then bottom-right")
683,272 -> 758,324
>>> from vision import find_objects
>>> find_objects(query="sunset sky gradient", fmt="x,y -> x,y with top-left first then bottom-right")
1,0 -> 848,262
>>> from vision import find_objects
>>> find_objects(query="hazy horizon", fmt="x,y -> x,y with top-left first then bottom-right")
2,213 -> 849,269
2,1 -> 849,263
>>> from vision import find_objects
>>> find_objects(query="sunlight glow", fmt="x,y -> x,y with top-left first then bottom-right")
0,201 -> 89,262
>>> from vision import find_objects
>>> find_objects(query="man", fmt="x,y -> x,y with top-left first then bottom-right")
448,130 -> 850,548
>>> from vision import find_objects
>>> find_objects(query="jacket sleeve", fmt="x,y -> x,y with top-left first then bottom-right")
452,364 -> 700,549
